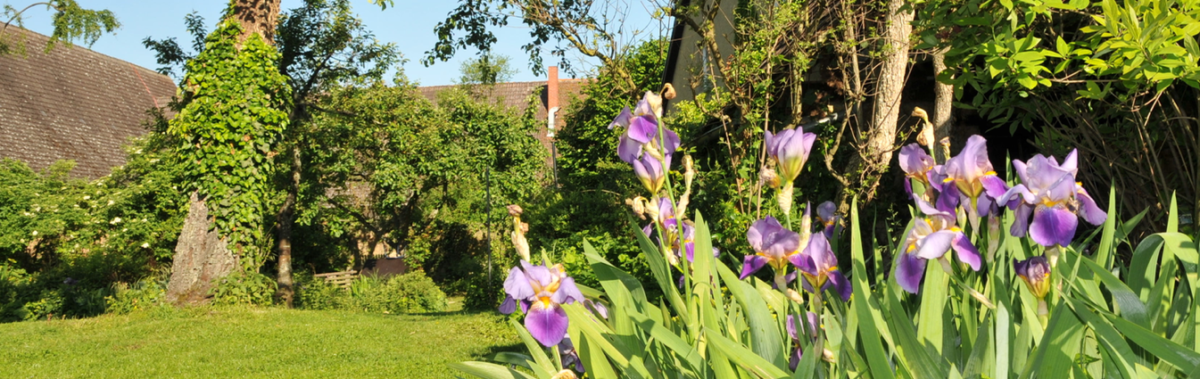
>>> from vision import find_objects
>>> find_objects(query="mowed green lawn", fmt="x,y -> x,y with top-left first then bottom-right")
0,300 -> 520,378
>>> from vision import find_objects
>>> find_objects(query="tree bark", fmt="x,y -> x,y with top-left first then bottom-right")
166,192 -> 238,305
232,0 -> 282,44
932,48 -> 954,163
840,0 -> 914,206
275,146 -> 300,307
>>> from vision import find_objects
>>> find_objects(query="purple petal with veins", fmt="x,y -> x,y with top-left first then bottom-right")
740,255 -> 769,279
896,253 -> 927,294
1030,205 -> 1078,247
526,302 -> 569,347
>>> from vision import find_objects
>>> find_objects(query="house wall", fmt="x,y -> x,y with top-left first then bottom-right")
664,0 -> 740,114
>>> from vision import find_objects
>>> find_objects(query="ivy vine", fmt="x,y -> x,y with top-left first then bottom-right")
168,19 -> 291,270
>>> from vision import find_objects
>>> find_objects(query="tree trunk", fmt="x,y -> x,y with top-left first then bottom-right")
275,146 -> 300,307
932,48 -> 954,163
232,0 -> 282,44
840,0 -> 914,206
166,192 -> 238,305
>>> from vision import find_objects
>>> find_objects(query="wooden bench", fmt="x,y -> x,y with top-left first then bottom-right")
314,271 -> 358,289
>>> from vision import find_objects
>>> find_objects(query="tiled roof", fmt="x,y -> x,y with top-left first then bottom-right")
418,79 -> 590,121
0,28 -> 177,179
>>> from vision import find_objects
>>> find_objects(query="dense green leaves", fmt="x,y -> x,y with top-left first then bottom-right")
169,20 -> 291,269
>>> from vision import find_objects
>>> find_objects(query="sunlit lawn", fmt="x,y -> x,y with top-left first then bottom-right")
0,298 -> 520,378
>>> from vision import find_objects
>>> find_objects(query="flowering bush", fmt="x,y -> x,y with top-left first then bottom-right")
454,87 -> 1200,378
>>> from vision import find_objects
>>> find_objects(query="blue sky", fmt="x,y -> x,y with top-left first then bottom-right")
10,0 -> 664,86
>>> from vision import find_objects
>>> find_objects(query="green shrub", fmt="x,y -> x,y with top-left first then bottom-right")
461,272 -> 504,311
104,280 -> 166,315
294,272 -> 341,310
295,271 -> 447,314
211,271 -> 277,306
385,271 -> 448,313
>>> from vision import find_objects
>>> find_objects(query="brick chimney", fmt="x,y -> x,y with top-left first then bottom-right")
547,66 -> 559,115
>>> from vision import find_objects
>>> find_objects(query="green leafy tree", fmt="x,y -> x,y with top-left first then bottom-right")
297,82 -> 547,301
0,0 -> 119,55
913,0 -> 1200,233
457,52 -> 517,85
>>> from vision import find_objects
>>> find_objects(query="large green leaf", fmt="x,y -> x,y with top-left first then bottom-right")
1065,296 -> 1141,379
449,361 -> 538,379
885,287 -> 951,378
705,327 -> 792,378
633,222 -> 687,319
1080,255 -> 1150,327
715,263 -> 788,370
1019,301 -> 1085,379
849,202 -> 896,379
562,304 -> 653,378
1106,313 -> 1200,376
511,319 -> 556,378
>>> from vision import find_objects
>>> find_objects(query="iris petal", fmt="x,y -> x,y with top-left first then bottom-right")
498,295 -> 517,314
1011,203 -> 1033,237
952,234 -> 982,270
503,266 -> 534,300
1076,188 -> 1107,225
607,106 -> 632,130
617,136 -> 641,164
1030,205 -> 1078,247
740,255 -> 769,279
914,230 -> 957,260
980,175 -> 1009,199
825,270 -> 852,301
552,277 -> 585,305
896,253 -> 927,294
525,302 -> 569,347
628,116 -> 658,143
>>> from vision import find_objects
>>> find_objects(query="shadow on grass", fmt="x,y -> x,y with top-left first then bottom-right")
473,341 -> 525,360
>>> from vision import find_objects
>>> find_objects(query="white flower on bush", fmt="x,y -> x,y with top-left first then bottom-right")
108,200 -> 115,206
31,230 -> 38,236
110,217 -> 122,225
83,195 -> 90,200
141,243 -> 150,248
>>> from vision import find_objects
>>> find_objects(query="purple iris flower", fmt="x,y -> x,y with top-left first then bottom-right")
765,128 -> 817,182
632,155 -> 666,194
786,312 -> 821,371
790,232 -> 851,301
895,198 -> 984,294
999,150 -> 1106,247
643,219 -> 719,263
740,216 -> 802,279
641,198 -> 717,264
1014,256 -> 1051,299
558,337 -> 585,373
611,92 -> 680,166
943,135 -> 1010,217
898,144 -> 936,196
499,261 -> 586,347
926,164 -> 960,214
815,201 -> 841,239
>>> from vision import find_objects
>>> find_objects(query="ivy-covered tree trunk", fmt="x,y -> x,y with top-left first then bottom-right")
841,0 -> 914,206
167,0 -> 289,305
